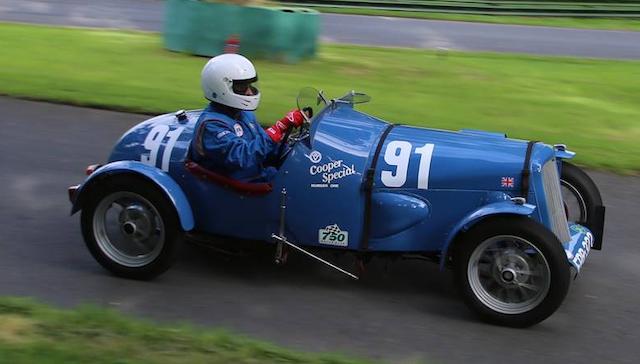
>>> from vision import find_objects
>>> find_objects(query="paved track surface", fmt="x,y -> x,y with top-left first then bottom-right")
1,97 -> 639,363
2,0 -> 640,59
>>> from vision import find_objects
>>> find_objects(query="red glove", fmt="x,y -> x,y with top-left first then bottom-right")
278,109 -> 305,129
266,125 -> 284,143
266,109 -> 305,143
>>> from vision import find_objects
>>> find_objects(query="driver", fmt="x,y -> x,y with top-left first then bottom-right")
191,54 -> 305,182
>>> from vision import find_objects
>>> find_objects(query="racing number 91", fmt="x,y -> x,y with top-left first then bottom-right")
141,125 -> 185,172
381,141 -> 435,189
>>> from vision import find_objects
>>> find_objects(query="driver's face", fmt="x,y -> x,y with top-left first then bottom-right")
232,79 -> 258,96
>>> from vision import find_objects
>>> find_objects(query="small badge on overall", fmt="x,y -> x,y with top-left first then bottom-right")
233,123 -> 244,137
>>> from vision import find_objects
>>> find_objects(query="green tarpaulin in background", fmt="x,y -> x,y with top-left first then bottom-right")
164,0 -> 319,62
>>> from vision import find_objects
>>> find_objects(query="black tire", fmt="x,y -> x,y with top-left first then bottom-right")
453,216 -> 570,328
81,174 -> 182,280
560,161 -> 603,231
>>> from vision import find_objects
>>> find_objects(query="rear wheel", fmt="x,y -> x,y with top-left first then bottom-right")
81,175 -> 182,280
454,216 -> 570,327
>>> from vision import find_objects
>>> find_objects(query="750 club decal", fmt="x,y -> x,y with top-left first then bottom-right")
318,224 -> 349,247
381,141 -> 435,189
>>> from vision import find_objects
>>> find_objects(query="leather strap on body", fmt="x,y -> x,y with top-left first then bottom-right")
521,140 -> 538,200
360,124 -> 396,251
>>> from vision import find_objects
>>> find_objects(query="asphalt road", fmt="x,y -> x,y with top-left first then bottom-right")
2,0 -> 640,59
1,96 -> 639,363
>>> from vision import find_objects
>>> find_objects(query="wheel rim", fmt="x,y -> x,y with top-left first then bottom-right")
560,179 -> 588,224
93,191 -> 165,268
468,235 -> 551,315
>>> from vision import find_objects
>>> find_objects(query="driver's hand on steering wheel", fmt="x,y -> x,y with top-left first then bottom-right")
266,109 -> 305,143
281,109 -> 305,128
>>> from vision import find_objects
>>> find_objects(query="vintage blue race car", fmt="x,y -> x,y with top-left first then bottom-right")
69,88 -> 605,327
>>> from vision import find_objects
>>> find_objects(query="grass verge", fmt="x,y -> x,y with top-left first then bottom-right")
303,6 -> 640,31
0,22 -> 639,173
0,297 -> 371,364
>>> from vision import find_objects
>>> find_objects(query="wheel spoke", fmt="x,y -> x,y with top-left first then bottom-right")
481,276 -> 499,293
477,262 -> 493,276
517,285 -> 530,301
492,253 -> 503,269
134,239 -> 155,253
514,269 -> 544,278
497,287 -> 508,302
506,288 -> 519,303
516,282 -> 540,292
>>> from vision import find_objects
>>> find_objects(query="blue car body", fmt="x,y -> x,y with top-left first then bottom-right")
71,97 -> 596,272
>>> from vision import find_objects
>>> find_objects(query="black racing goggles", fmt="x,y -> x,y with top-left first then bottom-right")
232,77 -> 259,95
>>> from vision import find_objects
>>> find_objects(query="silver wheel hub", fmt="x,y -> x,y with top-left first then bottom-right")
121,221 -> 137,236
93,192 -> 165,268
500,268 -> 516,283
495,252 -> 530,286
468,235 -> 551,315
119,204 -> 153,240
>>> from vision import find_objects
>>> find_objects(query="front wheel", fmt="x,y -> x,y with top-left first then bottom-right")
560,161 -> 603,229
81,175 -> 182,280
454,216 -> 570,327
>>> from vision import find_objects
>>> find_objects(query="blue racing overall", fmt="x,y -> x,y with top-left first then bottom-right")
190,103 -> 279,182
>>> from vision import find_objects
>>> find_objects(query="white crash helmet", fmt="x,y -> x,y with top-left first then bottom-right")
201,54 -> 260,111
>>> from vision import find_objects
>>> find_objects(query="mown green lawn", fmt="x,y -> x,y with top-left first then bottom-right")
1,22 -> 639,173
0,297 -> 371,364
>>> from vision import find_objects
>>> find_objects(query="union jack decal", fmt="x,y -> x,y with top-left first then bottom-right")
501,176 -> 515,188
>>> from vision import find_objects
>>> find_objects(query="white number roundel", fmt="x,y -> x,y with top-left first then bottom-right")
141,125 -> 185,172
